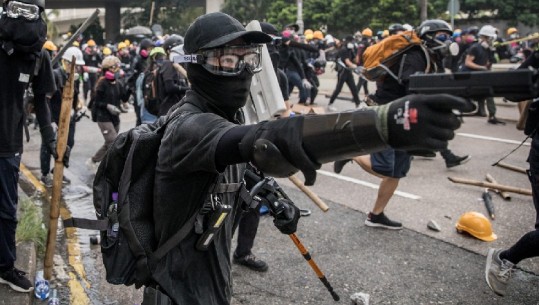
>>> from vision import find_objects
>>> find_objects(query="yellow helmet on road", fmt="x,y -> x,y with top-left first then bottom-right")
456,211 -> 497,242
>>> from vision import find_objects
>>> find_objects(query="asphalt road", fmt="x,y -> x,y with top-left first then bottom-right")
18,69 -> 539,305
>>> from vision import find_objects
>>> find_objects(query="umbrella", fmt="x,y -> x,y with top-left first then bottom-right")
125,26 -> 153,36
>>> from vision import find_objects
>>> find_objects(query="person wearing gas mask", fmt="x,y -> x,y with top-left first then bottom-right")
158,35 -> 190,116
461,25 -> 504,124
129,38 -> 154,126
334,20 -> 469,230
39,46 -> 85,187
0,0 -> 58,293
147,12 -> 470,305
86,55 -> 129,172
82,39 -> 102,103
327,35 -> 362,112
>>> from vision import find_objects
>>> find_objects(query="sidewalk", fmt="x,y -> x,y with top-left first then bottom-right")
0,188 -> 36,305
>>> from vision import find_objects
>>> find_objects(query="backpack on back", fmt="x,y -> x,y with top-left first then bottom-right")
63,104 -> 220,288
362,30 -> 429,82
142,68 -> 161,116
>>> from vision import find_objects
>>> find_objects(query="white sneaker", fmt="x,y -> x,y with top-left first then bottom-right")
326,105 -> 337,112
85,158 -> 100,173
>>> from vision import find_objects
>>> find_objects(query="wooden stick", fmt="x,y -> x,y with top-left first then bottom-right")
485,173 -> 511,201
448,176 -> 531,196
44,58 -> 76,280
495,161 -> 527,174
288,175 -> 329,212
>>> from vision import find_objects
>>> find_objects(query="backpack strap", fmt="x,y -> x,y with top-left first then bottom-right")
63,217 -> 108,230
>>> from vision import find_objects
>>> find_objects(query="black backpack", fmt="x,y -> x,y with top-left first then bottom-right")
63,103 -> 242,288
142,68 -> 161,116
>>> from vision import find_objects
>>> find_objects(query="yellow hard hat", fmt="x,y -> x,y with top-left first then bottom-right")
43,40 -> 57,51
87,39 -> 96,47
456,211 -> 497,242
305,33 -> 314,41
73,41 -> 80,47
124,39 -> 131,46
117,42 -> 127,50
313,30 -> 324,40
362,28 -> 373,37
304,29 -> 314,36
507,27 -> 518,35
102,47 -> 112,56
382,30 -> 389,38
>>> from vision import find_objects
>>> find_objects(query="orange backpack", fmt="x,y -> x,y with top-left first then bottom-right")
361,30 -> 430,82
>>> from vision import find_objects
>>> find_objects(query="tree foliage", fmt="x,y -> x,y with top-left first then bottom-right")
460,0 -> 539,26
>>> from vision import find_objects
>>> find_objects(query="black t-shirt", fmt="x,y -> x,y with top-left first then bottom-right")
373,47 -> 428,104
153,91 -> 244,305
462,42 -> 490,71
0,49 -> 56,157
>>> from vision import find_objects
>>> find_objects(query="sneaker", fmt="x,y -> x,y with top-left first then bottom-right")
0,267 -> 33,293
86,158 -> 99,173
488,117 -> 506,125
62,175 -> 71,185
326,105 -> 337,112
445,154 -> 471,168
333,159 -> 351,174
233,253 -> 268,272
485,248 -> 514,296
40,174 -> 53,188
364,212 -> 403,230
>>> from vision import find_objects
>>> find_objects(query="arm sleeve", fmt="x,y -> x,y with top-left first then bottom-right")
215,125 -> 254,168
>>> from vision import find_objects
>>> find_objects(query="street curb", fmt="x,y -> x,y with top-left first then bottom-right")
0,188 -> 37,305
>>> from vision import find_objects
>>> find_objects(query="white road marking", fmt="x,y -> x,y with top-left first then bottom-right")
457,133 -> 531,146
317,170 -> 422,200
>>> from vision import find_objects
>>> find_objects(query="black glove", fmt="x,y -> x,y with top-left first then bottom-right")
374,94 -> 470,153
273,199 -> 300,235
40,125 -> 58,159
63,145 -> 71,168
239,117 -> 321,186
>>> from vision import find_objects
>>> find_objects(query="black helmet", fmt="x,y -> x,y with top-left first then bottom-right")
139,38 -> 154,50
183,12 -> 271,54
388,23 -> 406,35
163,34 -> 184,53
416,19 -> 453,39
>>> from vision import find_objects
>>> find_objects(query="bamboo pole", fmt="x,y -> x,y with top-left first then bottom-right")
44,58 -> 76,280
288,175 -> 329,212
495,161 -> 527,174
485,173 -> 511,201
448,176 -> 531,196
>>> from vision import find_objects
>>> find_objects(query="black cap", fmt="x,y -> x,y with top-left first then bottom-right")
285,23 -> 300,32
184,12 -> 271,54
260,22 -> 279,36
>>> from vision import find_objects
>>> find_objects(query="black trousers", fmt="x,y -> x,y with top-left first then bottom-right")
0,155 -> 21,271
328,69 -> 361,106
234,207 -> 260,257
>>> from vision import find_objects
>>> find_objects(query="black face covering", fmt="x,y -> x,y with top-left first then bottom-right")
0,13 -> 47,54
187,63 -> 253,121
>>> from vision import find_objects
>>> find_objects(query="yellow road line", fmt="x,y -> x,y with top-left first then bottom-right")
19,163 -> 91,304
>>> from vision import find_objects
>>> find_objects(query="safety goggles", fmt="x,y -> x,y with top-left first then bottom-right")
174,45 -> 262,76
5,1 -> 40,21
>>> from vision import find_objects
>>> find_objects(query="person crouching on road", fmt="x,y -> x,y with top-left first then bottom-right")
86,55 -> 128,171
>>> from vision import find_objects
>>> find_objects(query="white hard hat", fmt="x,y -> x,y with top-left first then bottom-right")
478,25 -> 497,39
62,46 -> 85,65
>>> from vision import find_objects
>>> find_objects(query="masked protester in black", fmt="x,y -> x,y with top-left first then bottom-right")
0,0 -> 58,293
149,12 -> 470,305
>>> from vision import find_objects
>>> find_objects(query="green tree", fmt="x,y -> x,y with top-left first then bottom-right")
221,0 -> 272,25
459,0 -> 539,26
69,19 -> 105,45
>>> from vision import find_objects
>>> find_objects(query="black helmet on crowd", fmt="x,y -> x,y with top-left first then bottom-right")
416,19 -> 453,39
163,34 -> 184,53
260,22 -> 280,36
183,12 -> 271,54
388,23 -> 406,35
139,38 -> 154,50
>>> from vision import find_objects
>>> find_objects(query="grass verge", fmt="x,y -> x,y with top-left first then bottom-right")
16,196 -> 47,256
